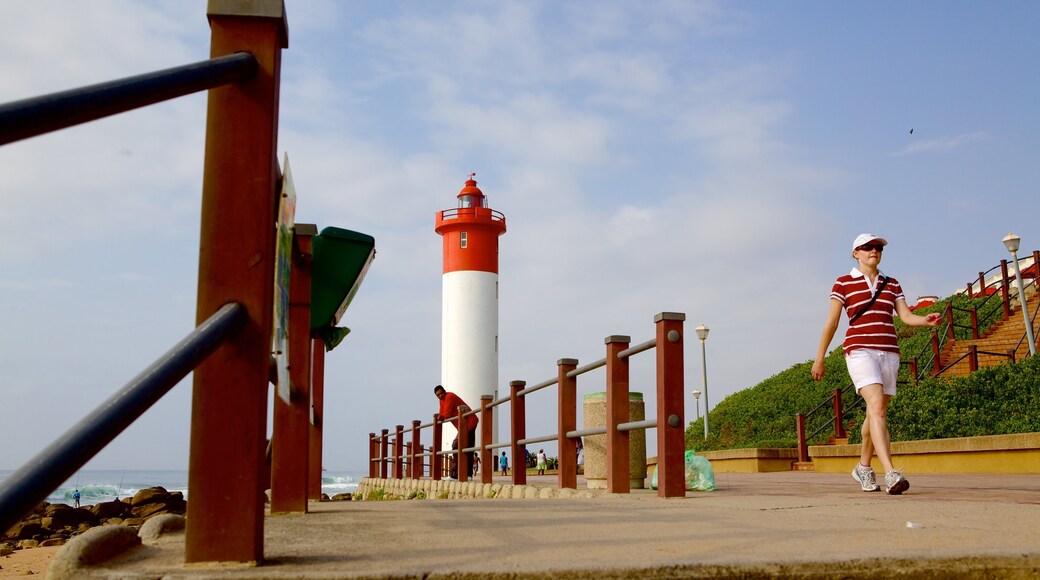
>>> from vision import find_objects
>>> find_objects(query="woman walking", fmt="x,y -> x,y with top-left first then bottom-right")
812,233 -> 940,494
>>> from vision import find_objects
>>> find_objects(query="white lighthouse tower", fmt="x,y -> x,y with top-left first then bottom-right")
435,174 -> 507,448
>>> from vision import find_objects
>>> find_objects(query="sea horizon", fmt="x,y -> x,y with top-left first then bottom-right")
0,468 -> 365,507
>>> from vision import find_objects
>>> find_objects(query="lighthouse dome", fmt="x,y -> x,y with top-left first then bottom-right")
457,174 -> 487,208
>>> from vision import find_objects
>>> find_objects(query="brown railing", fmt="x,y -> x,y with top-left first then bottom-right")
0,1 -> 300,565
368,313 -> 690,498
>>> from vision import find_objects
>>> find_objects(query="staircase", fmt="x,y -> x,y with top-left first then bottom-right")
937,289 -> 1039,377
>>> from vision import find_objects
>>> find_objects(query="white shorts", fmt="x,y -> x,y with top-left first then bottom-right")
845,348 -> 900,396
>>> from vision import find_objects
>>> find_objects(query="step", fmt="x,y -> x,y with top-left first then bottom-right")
791,461 -> 815,472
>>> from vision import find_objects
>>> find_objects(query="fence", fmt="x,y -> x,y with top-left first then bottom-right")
368,312 -> 689,497
0,1 -> 299,565
796,250 -> 1040,460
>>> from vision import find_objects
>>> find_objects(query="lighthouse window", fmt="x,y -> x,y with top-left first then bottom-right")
460,232 -> 468,248
459,195 -> 472,208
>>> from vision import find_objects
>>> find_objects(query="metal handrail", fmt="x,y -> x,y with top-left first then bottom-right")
0,302 -> 245,533
0,52 -> 258,146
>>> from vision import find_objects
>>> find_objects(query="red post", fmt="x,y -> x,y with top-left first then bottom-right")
186,0 -> 288,564
908,360 -> 919,386
308,338 -> 325,500
368,433 -> 376,478
457,407 -> 470,482
432,415 -> 443,481
271,228 -> 315,514
480,396 -> 494,484
379,429 -> 389,479
404,443 -> 411,478
410,420 -> 422,479
605,335 -> 631,494
969,345 -> 979,373
393,425 -> 404,479
971,308 -> 979,339
832,388 -> 846,439
976,271 -> 986,297
655,313 -> 686,498
557,358 -> 579,490
510,381 -> 527,486
1001,260 -> 1012,320
945,304 -> 955,342
931,331 -> 942,374
796,414 -> 809,463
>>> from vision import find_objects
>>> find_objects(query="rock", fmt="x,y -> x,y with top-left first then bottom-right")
4,521 -> 42,541
40,538 -> 66,547
0,542 -> 14,556
42,505 -> 95,528
130,487 -> 171,506
121,518 -> 145,527
91,500 -> 130,520
330,493 -> 352,501
17,539 -> 39,549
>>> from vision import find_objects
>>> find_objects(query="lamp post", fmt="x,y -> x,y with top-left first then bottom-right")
1003,233 -> 1037,356
694,324 -> 710,439
691,389 -> 701,421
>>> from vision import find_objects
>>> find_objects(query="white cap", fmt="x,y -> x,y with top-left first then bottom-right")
852,233 -> 888,251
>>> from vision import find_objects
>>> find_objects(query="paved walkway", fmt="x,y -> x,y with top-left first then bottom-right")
50,472 -> 1040,579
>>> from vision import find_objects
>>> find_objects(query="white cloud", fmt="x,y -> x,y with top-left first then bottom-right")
895,131 -> 988,156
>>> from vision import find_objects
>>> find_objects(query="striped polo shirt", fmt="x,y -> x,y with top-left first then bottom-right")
830,268 -> 905,355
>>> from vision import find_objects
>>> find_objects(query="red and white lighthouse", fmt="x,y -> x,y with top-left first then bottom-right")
434,174 -> 507,446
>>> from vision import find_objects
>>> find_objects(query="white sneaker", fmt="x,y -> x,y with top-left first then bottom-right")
852,464 -> 880,492
884,470 -> 910,495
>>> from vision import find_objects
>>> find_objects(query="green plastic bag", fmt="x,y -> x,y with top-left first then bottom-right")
650,450 -> 716,491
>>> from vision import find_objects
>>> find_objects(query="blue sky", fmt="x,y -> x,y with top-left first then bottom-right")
1,1 -> 1038,472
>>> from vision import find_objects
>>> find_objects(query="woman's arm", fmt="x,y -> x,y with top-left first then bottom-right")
811,299 -> 844,381
895,298 -> 942,327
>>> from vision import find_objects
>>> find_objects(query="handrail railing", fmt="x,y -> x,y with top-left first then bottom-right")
369,312 -> 689,497
0,52 -> 258,146
0,302 -> 245,533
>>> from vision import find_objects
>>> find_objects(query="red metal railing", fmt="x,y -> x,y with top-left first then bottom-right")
369,312 -> 689,498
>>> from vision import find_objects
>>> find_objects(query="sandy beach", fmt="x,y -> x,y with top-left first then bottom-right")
0,546 -> 61,578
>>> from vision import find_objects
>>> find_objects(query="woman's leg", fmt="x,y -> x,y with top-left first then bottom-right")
859,384 -> 895,473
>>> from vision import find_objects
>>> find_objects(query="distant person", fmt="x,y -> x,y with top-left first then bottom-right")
434,385 -> 479,479
812,233 -> 940,495
72,489 -> 81,508
536,449 -> 547,475
499,451 -> 508,475
472,453 -> 481,478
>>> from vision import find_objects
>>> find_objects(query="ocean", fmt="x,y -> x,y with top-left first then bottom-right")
0,469 -> 363,507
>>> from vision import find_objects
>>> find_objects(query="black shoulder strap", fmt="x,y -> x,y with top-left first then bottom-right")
848,276 -> 889,325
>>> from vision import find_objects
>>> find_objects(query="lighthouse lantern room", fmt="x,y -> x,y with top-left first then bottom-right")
434,174 -> 507,449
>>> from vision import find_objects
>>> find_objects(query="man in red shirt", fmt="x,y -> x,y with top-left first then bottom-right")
434,385 -> 479,479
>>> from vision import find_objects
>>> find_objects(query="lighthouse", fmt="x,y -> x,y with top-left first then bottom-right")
435,174 -> 507,448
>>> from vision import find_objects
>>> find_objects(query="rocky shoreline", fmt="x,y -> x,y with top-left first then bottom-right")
1,486 -> 185,557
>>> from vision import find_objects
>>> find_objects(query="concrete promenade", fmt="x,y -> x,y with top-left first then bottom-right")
51,472 -> 1040,579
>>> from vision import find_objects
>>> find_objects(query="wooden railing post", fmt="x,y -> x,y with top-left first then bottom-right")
832,389 -> 846,439
557,358 -> 579,490
1001,260 -> 1012,320
410,420 -> 422,480
976,271 -> 986,297
908,360 -> 919,386
510,381 -> 527,486
186,0 -> 288,564
432,415 -> 443,481
480,396 -> 493,484
969,345 -> 979,373
271,226 -> 315,514
796,414 -> 809,463
655,313 -> 686,498
971,308 -> 980,339
457,407 -> 470,482
308,338 -> 325,501
605,335 -> 631,494
931,331 -> 942,374
393,425 -> 404,479
368,433 -> 377,478
379,429 -> 389,479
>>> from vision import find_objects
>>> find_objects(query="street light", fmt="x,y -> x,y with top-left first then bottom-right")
691,389 -> 701,421
694,323 -> 710,439
1003,233 -> 1037,356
